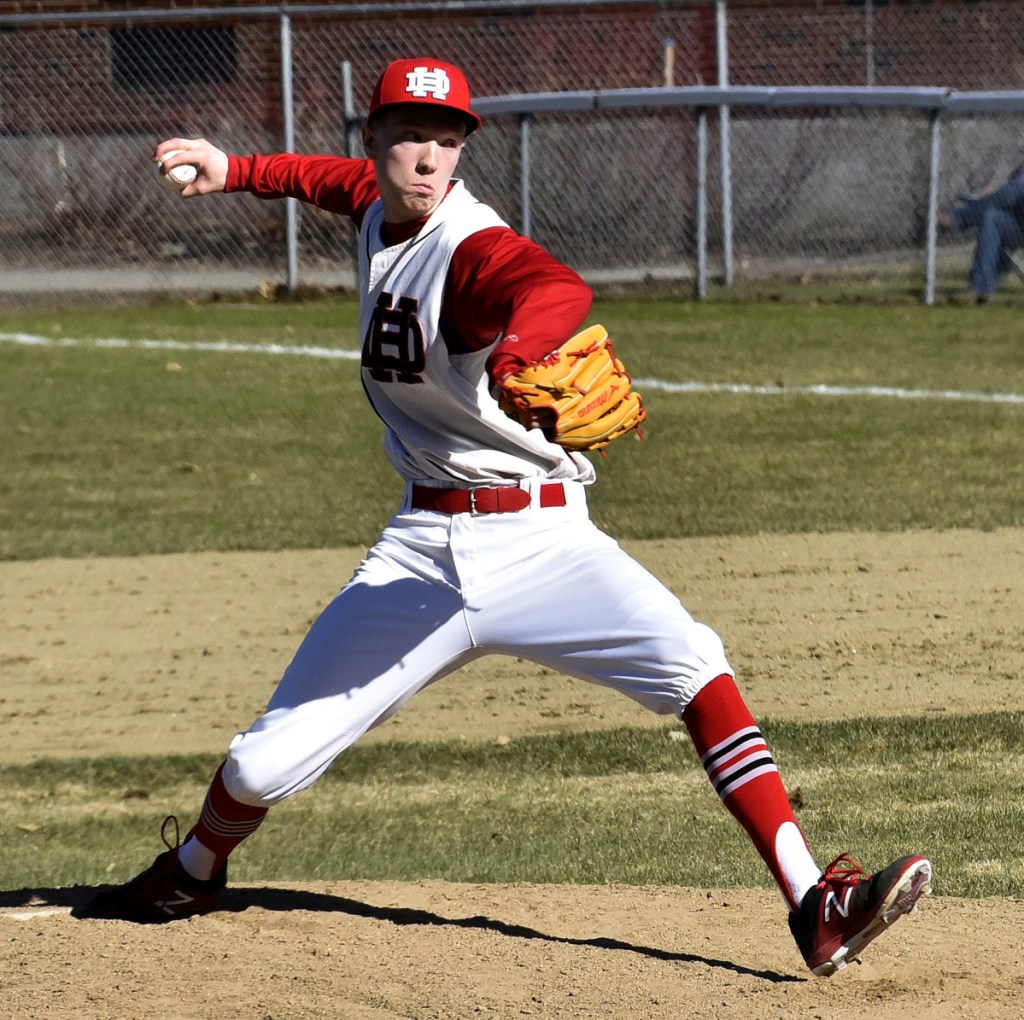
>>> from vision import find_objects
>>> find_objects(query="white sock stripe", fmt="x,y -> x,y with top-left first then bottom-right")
201,805 -> 264,837
703,736 -> 769,780
700,725 -> 765,768
715,761 -> 779,798
710,747 -> 776,786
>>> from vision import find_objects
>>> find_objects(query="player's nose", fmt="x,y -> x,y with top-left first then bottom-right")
416,141 -> 440,173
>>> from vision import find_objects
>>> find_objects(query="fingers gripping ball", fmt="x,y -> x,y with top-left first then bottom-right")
155,150 -> 198,192
498,325 -> 647,452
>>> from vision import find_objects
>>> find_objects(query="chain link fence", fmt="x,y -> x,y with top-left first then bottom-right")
2,0 -> 1023,303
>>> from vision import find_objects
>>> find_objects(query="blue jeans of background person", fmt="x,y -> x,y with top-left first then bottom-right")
969,207 -> 1024,297
948,174 -> 1024,297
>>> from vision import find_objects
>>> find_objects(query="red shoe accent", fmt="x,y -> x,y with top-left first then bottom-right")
789,853 -> 933,976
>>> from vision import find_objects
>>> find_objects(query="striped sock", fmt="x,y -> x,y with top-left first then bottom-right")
683,674 -> 820,911
178,762 -> 268,881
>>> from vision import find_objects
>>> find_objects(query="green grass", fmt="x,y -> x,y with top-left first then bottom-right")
2,292 -> 1021,900
2,295 -> 1023,558
2,713 -> 1020,897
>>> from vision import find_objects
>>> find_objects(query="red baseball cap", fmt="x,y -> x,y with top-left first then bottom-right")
368,58 -> 482,134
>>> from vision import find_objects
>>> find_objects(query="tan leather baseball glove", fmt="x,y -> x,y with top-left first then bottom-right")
496,324 -> 646,451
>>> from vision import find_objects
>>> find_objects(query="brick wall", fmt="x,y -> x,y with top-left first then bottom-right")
1,1 -> 1022,139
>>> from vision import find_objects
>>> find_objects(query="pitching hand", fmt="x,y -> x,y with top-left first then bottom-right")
153,138 -> 229,198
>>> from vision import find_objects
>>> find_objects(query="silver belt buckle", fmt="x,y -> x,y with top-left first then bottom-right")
468,488 -> 479,514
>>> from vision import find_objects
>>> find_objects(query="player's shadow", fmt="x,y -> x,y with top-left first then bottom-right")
6,884 -> 803,984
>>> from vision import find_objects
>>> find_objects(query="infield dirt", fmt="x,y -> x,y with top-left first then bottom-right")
2,527 -> 1022,1019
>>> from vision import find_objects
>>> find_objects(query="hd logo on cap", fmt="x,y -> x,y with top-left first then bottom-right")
368,58 -> 482,133
405,67 -> 451,101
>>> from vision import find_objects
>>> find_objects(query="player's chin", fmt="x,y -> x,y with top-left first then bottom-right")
399,193 -> 439,218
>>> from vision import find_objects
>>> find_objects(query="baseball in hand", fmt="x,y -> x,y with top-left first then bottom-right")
155,150 -> 198,192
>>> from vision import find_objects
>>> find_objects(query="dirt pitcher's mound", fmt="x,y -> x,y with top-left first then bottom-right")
1,528 -> 1022,1018
1,881 -> 1020,1019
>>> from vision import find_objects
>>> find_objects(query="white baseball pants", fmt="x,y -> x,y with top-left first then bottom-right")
223,479 -> 733,806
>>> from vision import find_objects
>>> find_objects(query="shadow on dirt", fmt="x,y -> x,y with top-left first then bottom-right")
3,884 -> 804,985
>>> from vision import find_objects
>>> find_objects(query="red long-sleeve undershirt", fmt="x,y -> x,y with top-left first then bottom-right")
226,153 -> 592,382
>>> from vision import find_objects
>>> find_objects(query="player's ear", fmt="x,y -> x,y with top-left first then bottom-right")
361,123 -> 376,158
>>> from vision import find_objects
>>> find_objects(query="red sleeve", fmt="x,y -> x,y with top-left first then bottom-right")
441,227 -> 593,384
226,153 -> 380,229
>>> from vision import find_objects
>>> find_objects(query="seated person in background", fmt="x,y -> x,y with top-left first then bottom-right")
938,162 -> 1024,303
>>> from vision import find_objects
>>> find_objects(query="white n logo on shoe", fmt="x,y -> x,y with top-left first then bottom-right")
155,889 -> 195,915
823,886 -> 854,923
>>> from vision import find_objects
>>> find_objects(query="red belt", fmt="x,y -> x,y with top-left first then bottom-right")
411,483 -> 567,515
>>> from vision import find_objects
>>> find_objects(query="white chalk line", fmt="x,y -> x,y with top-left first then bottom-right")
632,377 -> 1024,405
0,331 -> 361,361
3,331 -> 1023,406
1,908 -> 70,921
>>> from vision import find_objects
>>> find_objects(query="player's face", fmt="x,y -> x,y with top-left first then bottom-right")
364,107 -> 467,223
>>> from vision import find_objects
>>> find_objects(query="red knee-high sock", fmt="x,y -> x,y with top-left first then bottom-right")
181,762 -> 268,876
683,674 -> 819,911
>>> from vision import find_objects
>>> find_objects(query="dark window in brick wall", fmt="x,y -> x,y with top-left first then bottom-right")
111,26 -> 237,90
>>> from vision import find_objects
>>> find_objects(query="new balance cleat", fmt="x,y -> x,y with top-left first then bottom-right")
789,853 -> 932,977
77,816 -> 226,924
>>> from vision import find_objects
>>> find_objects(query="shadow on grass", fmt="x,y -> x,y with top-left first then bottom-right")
2,884 -> 803,985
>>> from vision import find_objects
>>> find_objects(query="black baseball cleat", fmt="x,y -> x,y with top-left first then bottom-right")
76,816 -> 226,924
789,853 -> 932,977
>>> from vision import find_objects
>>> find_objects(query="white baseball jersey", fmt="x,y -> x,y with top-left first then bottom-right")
358,180 -> 595,486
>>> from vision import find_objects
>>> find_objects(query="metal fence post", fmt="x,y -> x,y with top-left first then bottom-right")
924,108 -> 942,306
865,0 -> 876,86
341,60 -> 363,273
279,12 -> 299,296
519,113 -> 532,238
341,61 -> 363,158
716,0 -> 734,288
696,107 -> 708,299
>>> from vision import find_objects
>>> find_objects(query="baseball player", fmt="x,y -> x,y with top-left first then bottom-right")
82,57 -> 931,977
